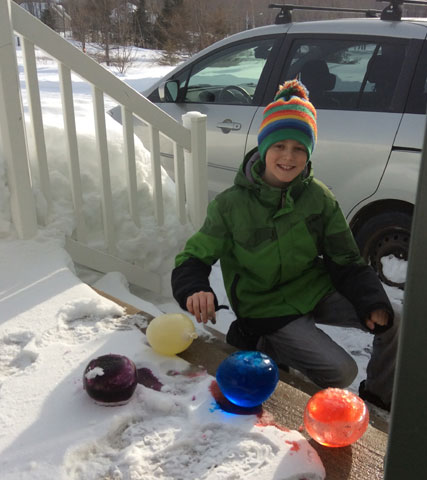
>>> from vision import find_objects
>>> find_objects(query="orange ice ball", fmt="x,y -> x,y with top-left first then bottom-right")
304,388 -> 369,447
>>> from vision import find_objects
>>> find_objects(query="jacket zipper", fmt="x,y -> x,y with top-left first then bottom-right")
281,189 -> 287,209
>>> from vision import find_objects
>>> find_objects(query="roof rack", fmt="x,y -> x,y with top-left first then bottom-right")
377,1 -> 427,21
269,1 -> 427,24
268,3 -> 381,24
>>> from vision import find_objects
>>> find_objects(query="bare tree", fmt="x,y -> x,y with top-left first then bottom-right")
155,0 -> 230,58
110,44 -> 136,74
110,0 -> 137,73
66,0 -> 92,51
77,0 -> 115,65
185,0 -> 228,52
19,0 -> 427,64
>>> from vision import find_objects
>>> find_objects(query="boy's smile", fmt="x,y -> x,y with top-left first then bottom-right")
262,139 -> 308,187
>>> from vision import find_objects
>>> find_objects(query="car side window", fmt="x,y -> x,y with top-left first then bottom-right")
281,39 -> 408,112
405,43 -> 427,114
173,38 -> 276,105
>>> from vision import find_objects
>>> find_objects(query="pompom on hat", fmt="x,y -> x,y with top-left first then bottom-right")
257,79 -> 317,162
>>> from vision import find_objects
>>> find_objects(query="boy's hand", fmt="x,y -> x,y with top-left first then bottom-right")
365,309 -> 389,331
186,291 -> 216,324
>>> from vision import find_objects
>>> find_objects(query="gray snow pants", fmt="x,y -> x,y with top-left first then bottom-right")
256,291 -> 400,405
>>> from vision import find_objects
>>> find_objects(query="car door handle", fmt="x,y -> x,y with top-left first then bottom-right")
216,119 -> 242,133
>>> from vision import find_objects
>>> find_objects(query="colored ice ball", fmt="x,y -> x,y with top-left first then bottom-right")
304,388 -> 369,447
83,354 -> 138,406
216,351 -> 279,408
146,313 -> 198,356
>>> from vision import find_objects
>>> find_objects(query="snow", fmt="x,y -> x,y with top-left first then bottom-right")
381,254 -> 408,285
84,367 -> 104,380
0,41 -> 404,479
0,241 -> 325,480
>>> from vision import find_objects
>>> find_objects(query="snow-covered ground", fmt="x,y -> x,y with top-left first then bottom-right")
0,41 -> 403,479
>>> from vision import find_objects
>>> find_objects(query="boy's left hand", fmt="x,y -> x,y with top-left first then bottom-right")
365,309 -> 389,331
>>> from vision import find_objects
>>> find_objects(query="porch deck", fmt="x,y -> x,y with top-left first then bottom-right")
99,288 -> 388,480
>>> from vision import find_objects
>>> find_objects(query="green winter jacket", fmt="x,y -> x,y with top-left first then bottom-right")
174,149 -> 367,320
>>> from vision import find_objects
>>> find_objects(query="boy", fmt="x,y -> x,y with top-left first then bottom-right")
171,79 -> 398,410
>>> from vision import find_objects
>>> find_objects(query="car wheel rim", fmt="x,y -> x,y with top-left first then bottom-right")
365,227 -> 410,289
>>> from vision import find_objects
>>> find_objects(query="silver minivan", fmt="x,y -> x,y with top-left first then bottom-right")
109,6 -> 427,288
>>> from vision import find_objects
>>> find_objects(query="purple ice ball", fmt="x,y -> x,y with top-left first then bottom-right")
83,354 -> 138,406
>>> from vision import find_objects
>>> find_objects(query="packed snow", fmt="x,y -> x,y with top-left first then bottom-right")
0,39 -> 404,479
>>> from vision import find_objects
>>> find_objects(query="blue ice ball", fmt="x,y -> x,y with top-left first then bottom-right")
216,351 -> 279,407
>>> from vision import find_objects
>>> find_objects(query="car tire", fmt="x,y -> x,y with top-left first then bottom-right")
354,211 -> 412,289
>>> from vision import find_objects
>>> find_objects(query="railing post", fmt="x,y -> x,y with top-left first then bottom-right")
21,36 -> 51,214
383,112 -> 427,479
182,111 -> 208,230
0,0 -> 37,239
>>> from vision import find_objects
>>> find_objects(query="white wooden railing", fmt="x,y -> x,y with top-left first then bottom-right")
0,0 -> 208,293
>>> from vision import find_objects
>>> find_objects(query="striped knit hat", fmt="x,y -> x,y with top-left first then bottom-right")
258,79 -> 317,162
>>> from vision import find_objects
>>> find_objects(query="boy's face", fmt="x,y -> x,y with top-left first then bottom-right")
262,139 -> 308,187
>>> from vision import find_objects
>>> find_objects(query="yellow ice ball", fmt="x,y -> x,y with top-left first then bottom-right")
146,313 -> 198,356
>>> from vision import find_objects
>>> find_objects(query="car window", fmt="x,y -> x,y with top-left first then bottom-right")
280,38 -> 408,112
173,38 -> 275,105
406,42 -> 427,114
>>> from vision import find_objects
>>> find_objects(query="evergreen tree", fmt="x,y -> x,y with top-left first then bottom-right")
41,6 -> 56,30
133,0 -> 152,48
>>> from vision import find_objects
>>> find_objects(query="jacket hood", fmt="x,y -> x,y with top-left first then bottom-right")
234,147 -> 313,207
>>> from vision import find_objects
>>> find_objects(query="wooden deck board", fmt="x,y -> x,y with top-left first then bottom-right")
96,288 -> 388,480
